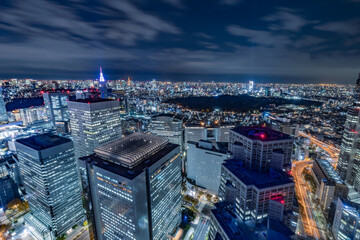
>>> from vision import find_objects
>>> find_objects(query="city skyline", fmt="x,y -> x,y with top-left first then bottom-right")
0,0 -> 359,83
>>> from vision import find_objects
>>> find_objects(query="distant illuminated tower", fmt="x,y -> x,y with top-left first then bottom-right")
337,73 -> 360,190
249,80 -> 254,92
99,67 -> 108,99
127,76 -> 132,87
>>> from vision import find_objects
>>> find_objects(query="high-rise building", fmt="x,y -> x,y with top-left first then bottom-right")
229,127 -> 294,173
99,67 -> 108,99
15,134 -> 84,239
43,92 -> 69,126
219,159 -> 295,224
78,133 -> 182,240
67,98 -> 122,160
332,198 -> 360,240
0,87 -> 8,123
148,114 -> 183,146
337,73 -> 360,190
187,140 -> 229,194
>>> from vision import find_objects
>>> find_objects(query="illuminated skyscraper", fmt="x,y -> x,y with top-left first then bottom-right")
337,73 -> 360,190
67,98 -> 122,160
15,134 -> 84,239
0,87 -> 8,123
99,67 -> 108,99
249,80 -> 254,92
78,133 -> 182,240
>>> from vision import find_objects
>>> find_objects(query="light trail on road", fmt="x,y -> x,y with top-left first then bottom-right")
299,131 -> 339,165
292,160 -> 321,239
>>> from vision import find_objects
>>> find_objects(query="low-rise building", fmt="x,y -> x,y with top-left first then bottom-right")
311,159 -> 348,211
219,159 -> 295,224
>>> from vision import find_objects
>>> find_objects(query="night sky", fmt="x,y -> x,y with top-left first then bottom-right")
0,0 -> 359,83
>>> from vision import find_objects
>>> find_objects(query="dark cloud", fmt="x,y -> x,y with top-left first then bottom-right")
220,0 -> 242,5
0,0 -> 359,83
314,19 -> 360,35
263,8 -> 318,32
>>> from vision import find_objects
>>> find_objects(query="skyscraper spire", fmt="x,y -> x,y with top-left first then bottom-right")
99,67 -> 108,99
99,67 -> 105,83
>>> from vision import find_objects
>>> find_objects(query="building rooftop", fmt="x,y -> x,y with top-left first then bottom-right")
80,142 -> 179,180
315,158 -> 344,185
69,98 -> 116,104
211,202 -> 246,240
16,134 -> 71,151
94,133 -> 169,168
231,126 -> 292,141
223,159 -> 294,189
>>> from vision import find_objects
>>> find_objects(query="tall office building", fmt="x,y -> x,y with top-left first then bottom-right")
99,67 -> 108,99
148,114 -> 183,146
229,127 -> 294,173
0,87 -> 8,123
78,133 -> 182,240
15,134 -> 84,239
67,98 -> 121,160
43,92 -> 69,126
337,73 -> 360,190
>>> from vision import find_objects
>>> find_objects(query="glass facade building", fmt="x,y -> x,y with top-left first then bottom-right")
67,98 -> 122,160
332,198 -> 360,240
79,133 -> 182,240
337,74 -> 360,190
15,134 -> 84,239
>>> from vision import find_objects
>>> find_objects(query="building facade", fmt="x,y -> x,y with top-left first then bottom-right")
67,98 -> 122,160
78,133 -> 182,240
311,158 -> 348,211
0,87 -> 8,123
332,198 -> 360,240
43,92 -> 69,126
337,73 -> 360,190
15,134 -> 84,239
148,115 -> 183,146
187,140 -> 229,194
219,159 -> 295,224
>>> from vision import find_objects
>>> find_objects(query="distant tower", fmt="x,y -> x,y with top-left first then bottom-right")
127,76 -> 132,87
249,81 -> 254,92
99,67 -> 108,99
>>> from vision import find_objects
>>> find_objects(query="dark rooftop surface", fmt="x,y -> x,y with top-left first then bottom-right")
231,126 -> 292,141
69,98 -> 116,103
223,159 -> 294,189
16,134 -> 71,150
211,202 -> 246,240
80,143 -> 179,180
